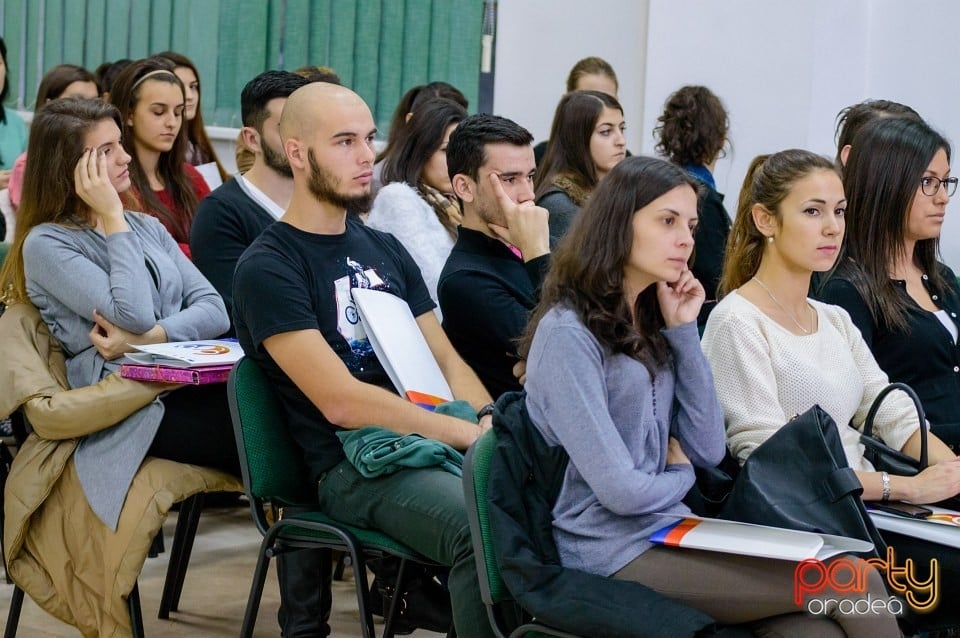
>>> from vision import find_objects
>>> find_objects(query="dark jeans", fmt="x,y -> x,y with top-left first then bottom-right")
148,384 -> 240,476
317,459 -> 494,638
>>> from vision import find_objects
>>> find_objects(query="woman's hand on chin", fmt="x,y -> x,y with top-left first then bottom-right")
657,268 -> 705,328
75,148 -> 127,233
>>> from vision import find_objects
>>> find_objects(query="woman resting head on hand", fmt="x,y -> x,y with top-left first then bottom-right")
519,155 -> 899,635
0,97 -> 236,531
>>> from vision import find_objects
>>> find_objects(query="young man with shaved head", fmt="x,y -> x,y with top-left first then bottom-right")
232,83 -> 495,637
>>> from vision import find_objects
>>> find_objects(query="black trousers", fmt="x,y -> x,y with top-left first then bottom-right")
148,384 -> 240,476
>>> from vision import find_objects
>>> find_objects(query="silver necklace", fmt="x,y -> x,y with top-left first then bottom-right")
752,276 -> 811,334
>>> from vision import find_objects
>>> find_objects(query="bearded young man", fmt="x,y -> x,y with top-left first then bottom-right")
232,82 -> 495,638
190,70 -> 308,334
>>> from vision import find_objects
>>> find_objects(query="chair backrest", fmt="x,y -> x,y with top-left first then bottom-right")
463,429 -> 514,625
227,357 -> 316,533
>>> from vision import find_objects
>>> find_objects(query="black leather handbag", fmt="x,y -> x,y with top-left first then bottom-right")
859,382 -> 926,476
718,404 -> 885,555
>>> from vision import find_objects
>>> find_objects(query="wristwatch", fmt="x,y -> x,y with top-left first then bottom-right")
880,471 -> 891,503
477,402 -> 496,420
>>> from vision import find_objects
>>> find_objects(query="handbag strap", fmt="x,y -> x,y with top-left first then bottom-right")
863,382 -> 927,469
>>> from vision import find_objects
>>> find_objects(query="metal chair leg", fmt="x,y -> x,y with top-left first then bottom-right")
239,524 -> 286,638
381,558 -> 408,638
4,586 -> 24,638
128,581 -> 145,638
158,492 -> 205,618
147,529 -> 165,558
333,549 -> 349,580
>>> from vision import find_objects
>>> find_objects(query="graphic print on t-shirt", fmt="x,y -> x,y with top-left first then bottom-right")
334,257 -> 391,369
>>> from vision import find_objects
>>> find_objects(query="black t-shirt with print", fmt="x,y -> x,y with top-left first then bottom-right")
233,217 -> 435,481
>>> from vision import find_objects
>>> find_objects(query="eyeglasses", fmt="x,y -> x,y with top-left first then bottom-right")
920,175 -> 958,197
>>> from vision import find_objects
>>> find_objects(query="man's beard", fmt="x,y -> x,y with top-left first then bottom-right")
261,136 -> 293,178
307,148 -> 373,212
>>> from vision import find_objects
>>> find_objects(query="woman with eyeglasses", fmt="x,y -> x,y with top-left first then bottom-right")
819,117 -> 960,451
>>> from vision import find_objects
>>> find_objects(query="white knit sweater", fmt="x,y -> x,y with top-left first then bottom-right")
365,182 -> 455,313
701,291 -> 920,471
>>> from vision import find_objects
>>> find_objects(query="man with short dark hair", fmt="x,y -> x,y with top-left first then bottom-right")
438,114 -> 551,399
233,83 -> 495,638
190,70 -> 309,334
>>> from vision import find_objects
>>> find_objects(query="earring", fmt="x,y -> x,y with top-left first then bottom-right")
767,236 -> 774,244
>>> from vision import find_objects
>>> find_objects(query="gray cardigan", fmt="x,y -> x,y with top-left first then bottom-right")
524,305 -> 725,576
24,212 -> 228,529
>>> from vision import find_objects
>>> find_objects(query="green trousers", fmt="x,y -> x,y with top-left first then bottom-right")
317,459 -> 494,638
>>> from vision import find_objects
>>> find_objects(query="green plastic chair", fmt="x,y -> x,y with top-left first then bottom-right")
227,356 -> 439,638
462,429 -> 577,638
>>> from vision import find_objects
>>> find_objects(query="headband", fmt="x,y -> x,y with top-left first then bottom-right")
131,69 -> 179,91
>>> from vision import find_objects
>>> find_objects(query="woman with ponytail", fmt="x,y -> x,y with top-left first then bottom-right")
702,149 -> 960,501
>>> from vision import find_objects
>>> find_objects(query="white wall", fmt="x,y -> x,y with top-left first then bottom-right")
494,0 -> 960,267
493,0 -> 649,150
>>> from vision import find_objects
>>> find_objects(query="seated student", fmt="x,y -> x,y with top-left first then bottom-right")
533,56 -> 621,167
372,81 -> 468,194
94,58 -> 132,102
156,51 -> 229,184
0,300 -> 240,637
521,155 -> 898,637
234,65 -> 341,176
702,148 -> 960,491
819,118 -> 960,451
437,114 -> 550,399
703,148 -> 960,631
8,63 -> 100,209
366,98 -> 467,307
535,90 -> 626,245
0,97 -> 238,534
834,98 -> 922,167
654,85 -> 732,308
109,57 -> 211,257
232,82 -> 495,638
191,70 -> 309,333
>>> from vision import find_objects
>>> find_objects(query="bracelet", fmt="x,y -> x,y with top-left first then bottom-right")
477,402 -> 496,420
880,471 -> 891,503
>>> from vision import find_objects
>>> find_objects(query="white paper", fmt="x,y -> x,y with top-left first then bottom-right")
869,505 -> 960,549
350,288 -> 453,401
652,515 -> 874,562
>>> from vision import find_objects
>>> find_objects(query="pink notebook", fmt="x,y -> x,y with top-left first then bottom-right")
120,363 -> 234,385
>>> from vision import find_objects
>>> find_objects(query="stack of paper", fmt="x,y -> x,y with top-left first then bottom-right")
120,340 -> 244,384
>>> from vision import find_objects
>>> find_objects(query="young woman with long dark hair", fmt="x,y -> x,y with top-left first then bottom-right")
819,117 -> 960,450
534,90 -> 625,245
0,98 -> 237,532
522,154 -> 898,636
366,98 -> 467,306
155,51 -> 228,182
109,57 -> 211,256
